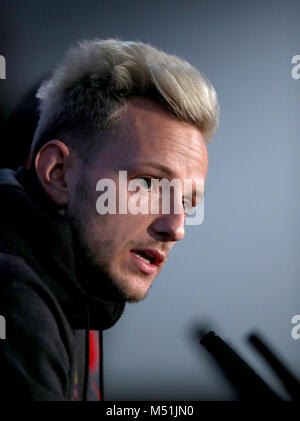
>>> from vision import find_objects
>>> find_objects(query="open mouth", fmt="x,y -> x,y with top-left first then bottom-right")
129,248 -> 165,275
131,250 -> 155,265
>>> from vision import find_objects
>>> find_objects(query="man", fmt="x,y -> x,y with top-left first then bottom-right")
0,39 -> 219,400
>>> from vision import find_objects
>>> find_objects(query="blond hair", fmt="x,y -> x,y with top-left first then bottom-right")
31,38 -> 219,159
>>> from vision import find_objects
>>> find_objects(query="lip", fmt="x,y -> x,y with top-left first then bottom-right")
129,248 -> 166,275
131,248 -> 165,266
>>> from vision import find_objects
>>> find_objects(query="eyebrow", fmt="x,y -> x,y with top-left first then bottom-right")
130,162 -> 175,177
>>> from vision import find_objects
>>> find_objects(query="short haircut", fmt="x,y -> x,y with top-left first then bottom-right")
31,38 -> 219,162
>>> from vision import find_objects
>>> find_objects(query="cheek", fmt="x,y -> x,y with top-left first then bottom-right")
93,179 -> 153,239
95,213 -> 151,247
88,213 -> 131,240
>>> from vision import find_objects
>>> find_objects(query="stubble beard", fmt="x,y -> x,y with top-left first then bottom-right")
68,174 -> 149,303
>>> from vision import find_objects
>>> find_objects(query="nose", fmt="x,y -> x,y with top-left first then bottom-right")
149,212 -> 185,242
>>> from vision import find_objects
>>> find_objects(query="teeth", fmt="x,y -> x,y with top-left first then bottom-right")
132,251 -> 152,264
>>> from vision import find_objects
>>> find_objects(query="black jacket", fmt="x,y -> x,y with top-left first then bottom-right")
0,167 -> 125,400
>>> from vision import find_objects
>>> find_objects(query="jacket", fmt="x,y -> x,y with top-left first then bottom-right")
0,166 -> 126,400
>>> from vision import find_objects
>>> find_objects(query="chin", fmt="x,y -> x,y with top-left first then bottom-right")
127,290 -> 149,303
119,285 -> 150,303
112,277 -> 151,303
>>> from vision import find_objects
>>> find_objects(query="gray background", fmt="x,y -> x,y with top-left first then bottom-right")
1,0 -> 299,400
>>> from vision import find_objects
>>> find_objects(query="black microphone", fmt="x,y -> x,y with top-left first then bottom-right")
199,331 -> 281,400
248,333 -> 300,401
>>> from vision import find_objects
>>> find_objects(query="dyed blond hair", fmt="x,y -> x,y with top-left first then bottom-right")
31,38 -> 219,160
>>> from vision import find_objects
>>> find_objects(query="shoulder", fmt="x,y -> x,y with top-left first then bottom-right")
0,253 -> 75,400
0,253 -> 42,283
0,252 -> 73,340
0,253 -> 57,322
0,252 -> 73,339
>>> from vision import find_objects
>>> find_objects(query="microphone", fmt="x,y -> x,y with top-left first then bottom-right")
248,333 -> 300,401
199,331 -> 281,400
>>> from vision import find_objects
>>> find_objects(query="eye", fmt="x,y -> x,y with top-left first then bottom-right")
138,177 -> 153,190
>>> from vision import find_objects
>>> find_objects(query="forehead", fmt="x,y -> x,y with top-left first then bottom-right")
96,98 -> 208,178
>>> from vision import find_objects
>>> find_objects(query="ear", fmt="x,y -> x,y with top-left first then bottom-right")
34,140 -> 72,207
